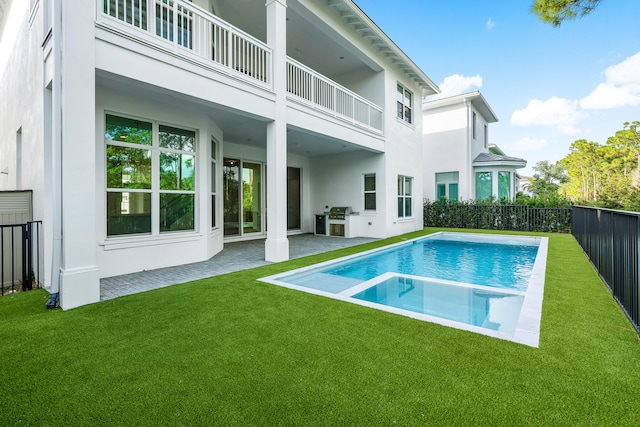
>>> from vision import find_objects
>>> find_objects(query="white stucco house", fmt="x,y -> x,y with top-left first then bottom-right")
422,91 -> 526,202
0,0 -> 439,309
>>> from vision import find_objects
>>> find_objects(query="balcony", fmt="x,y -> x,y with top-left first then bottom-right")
287,58 -> 383,134
98,0 -> 272,88
97,0 -> 383,135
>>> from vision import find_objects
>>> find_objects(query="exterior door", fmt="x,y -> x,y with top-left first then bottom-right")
223,158 -> 263,237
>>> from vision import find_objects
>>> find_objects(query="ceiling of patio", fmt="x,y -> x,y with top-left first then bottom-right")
96,71 -> 374,158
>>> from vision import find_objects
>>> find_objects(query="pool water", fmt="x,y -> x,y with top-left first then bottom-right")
260,232 -> 548,347
351,276 -> 525,333
285,234 -> 538,293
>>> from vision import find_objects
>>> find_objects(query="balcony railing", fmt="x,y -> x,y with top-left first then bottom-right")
287,58 -> 383,134
99,0 -> 272,87
98,2 -> 384,134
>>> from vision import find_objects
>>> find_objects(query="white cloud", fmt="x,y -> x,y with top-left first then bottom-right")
486,18 -> 495,30
510,97 -> 583,134
580,52 -> 640,110
435,74 -> 483,98
510,137 -> 549,152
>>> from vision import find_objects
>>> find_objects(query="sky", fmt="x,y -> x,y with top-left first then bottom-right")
1,1 -> 639,176
356,0 -> 640,176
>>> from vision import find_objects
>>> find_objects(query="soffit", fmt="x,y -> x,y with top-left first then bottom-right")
326,0 -> 440,97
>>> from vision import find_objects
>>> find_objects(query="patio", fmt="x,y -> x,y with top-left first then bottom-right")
100,233 -> 378,301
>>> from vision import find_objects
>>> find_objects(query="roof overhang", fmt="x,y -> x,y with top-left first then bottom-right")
473,153 -> 527,169
327,0 -> 440,97
423,90 -> 499,123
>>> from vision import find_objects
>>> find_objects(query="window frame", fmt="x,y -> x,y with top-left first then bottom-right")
435,172 -> 459,201
397,175 -> 413,218
105,113 -> 197,238
396,83 -> 413,125
363,173 -> 377,211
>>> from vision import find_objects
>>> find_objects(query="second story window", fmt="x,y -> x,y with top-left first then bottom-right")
397,84 -> 413,124
472,111 -> 477,139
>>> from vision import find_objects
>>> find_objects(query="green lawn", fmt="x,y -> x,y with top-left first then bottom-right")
1,228 -> 639,426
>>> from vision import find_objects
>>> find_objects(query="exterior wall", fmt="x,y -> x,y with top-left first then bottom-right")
0,2 -> 48,284
423,103 -> 471,200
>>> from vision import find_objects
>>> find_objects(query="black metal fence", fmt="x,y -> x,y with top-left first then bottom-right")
1,221 -> 43,295
572,206 -> 640,333
423,203 -> 572,233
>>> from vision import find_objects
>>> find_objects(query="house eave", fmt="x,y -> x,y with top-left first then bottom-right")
327,0 -> 440,97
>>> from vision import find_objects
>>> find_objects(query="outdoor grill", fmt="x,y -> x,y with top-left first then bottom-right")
328,206 -> 352,220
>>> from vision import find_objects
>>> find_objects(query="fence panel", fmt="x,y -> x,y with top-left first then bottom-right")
572,206 -> 639,333
423,203 -> 570,233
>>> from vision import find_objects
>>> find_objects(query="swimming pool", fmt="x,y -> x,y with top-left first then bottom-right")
260,232 -> 548,347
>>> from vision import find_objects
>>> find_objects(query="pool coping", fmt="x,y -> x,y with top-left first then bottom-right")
259,232 -> 548,348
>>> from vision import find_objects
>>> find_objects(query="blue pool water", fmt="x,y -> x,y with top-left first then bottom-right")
284,234 -> 539,294
260,232 -> 547,346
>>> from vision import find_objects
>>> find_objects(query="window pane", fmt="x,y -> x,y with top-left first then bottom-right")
364,193 -> 376,210
105,114 -> 152,145
160,193 -> 195,232
398,176 -> 403,195
211,161 -> 216,190
437,184 -> 446,200
106,145 -> 151,189
398,197 -> 403,217
436,171 -> 459,183
404,177 -> 412,196
107,192 -> 151,236
211,138 -> 217,160
364,174 -> 375,191
449,183 -> 458,201
211,194 -> 216,228
404,106 -> 412,123
397,85 -> 404,102
160,153 -> 195,191
476,172 -> 492,200
405,198 -> 412,217
397,102 -> 404,120
159,125 -> 195,151
499,171 -> 511,200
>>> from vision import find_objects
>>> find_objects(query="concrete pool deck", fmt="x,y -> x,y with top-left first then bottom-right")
100,234 -> 378,301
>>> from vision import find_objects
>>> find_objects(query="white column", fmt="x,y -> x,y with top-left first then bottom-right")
57,0 -> 100,308
265,0 -> 289,262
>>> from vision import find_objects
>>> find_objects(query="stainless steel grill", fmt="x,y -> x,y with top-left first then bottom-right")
328,206 -> 352,220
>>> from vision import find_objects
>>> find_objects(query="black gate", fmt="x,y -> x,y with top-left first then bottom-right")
1,221 -> 42,295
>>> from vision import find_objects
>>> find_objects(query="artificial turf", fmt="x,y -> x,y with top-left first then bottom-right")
1,228 -> 638,426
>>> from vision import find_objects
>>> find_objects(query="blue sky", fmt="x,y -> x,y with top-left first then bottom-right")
356,0 -> 640,175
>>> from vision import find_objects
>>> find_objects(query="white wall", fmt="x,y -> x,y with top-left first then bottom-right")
423,103 -> 471,200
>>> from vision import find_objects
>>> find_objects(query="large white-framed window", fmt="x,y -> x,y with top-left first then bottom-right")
396,83 -> 413,124
436,172 -> 459,201
105,113 -> 196,237
364,173 -> 376,211
397,175 -> 413,218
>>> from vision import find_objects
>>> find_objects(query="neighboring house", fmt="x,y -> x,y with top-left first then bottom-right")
516,173 -> 533,196
0,0 -> 439,309
422,91 -> 526,202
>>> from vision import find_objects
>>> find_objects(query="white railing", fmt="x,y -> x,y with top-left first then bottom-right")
100,0 -> 272,87
287,58 -> 383,134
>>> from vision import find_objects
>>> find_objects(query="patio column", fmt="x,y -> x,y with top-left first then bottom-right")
265,0 -> 289,262
56,0 -> 100,308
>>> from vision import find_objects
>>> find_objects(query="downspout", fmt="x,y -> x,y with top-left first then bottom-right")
47,0 -> 62,308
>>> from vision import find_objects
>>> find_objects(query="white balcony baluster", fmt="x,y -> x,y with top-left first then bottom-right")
98,0 -> 271,87
286,57 -> 383,134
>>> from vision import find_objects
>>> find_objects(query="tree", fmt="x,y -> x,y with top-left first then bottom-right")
527,160 -> 567,197
532,0 -> 601,27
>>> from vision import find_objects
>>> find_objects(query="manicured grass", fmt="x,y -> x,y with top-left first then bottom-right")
1,228 -> 639,425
